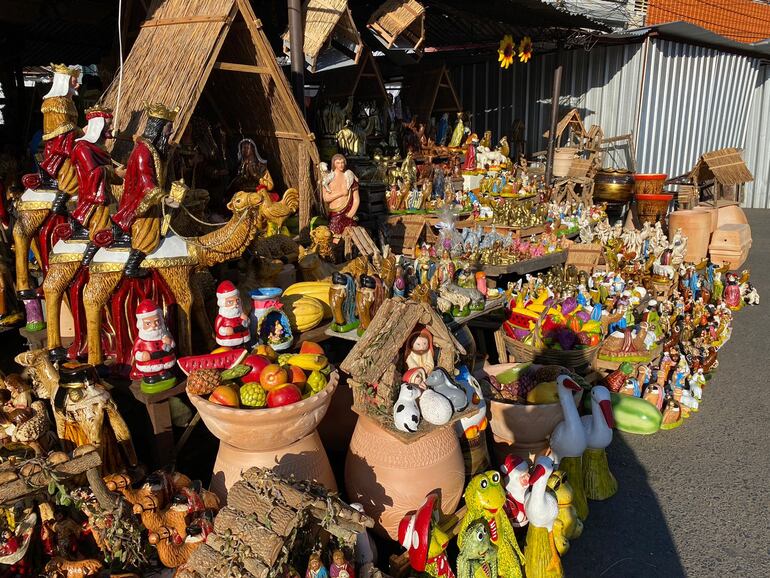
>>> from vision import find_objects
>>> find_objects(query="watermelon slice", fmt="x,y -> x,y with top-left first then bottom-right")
177,348 -> 248,376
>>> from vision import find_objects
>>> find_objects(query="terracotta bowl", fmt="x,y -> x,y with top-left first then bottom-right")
189,371 -> 338,452
477,364 -> 582,460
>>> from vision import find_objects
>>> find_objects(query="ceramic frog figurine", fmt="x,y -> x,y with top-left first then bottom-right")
457,519 -> 497,578
458,471 -> 524,578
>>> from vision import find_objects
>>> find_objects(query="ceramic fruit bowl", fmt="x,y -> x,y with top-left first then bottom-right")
190,371 -> 338,501
477,363 -> 582,461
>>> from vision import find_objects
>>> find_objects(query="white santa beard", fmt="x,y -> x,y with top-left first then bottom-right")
219,305 -> 243,319
138,327 -> 164,341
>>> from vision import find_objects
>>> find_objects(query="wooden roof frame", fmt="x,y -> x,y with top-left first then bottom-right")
691,147 -> 754,187
282,0 -> 364,73
367,0 -> 426,53
402,64 -> 462,123
316,47 -> 389,102
101,0 -> 319,231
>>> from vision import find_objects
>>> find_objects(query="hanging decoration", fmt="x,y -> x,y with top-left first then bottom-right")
498,35 -> 515,69
518,36 -> 533,63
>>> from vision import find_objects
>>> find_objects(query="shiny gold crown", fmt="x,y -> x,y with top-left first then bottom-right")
51,63 -> 80,77
144,102 -> 179,122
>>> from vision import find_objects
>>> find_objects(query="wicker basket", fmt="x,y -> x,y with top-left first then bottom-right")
503,334 -> 599,368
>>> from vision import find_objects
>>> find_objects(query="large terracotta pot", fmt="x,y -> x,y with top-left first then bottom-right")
668,209 -> 711,263
190,372 -> 338,503
345,415 -> 465,540
480,364 -> 581,462
716,204 -> 749,228
692,205 -> 718,233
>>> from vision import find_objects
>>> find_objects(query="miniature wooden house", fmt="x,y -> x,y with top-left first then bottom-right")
367,0 -> 426,55
177,467 -> 373,578
283,0 -> 364,73
690,148 -> 753,206
340,297 -> 464,441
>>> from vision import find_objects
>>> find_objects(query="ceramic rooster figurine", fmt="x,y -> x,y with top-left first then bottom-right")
523,457 -> 564,578
548,375 -> 589,520
581,386 -> 617,500
500,455 -> 529,528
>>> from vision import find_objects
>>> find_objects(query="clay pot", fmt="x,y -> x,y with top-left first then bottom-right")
668,209 -> 711,263
190,372 -> 338,503
716,204 -> 749,228
634,173 -> 667,196
345,415 -> 465,540
481,364 -> 581,462
692,205 -> 718,233
594,169 -> 635,203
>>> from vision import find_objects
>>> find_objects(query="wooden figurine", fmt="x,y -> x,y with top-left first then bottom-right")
131,299 -> 177,393
458,471 -> 524,578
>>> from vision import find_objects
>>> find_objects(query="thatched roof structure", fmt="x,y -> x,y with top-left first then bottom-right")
316,48 -> 388,101
692,148 -> 753,186
177,467 -> 373,578
401,64 -> 461,122
100,0 -> 319,230
367,0 -> 426,53
283,0 -> 363,73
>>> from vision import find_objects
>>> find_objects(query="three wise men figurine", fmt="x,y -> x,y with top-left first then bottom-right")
101,102 -> 179,277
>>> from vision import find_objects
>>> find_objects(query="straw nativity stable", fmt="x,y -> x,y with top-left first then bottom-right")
100,0 -> 319,230
401,64 -> 462,124
367,0 -> 426,55
691,147 -> 754,206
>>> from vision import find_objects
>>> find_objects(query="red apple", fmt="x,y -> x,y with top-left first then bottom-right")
260,364 -> 289,391
300,341 -> 325,355
266,383 -> 303,408
241,354 -> 271,383
209,385 -> 240,407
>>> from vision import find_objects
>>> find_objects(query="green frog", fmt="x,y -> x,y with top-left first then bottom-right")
457,519 -> 498,578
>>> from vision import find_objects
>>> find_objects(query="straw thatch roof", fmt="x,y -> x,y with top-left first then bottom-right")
367,0 -> 426,52
692,148 -> 753,186
402,64 -> 461,122
316,48 -> 388,101
282,0 -> 363,73
101,0 -> 319,230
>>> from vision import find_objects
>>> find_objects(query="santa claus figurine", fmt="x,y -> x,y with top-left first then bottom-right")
131,299 -> 177,391
215,281 -> 250,347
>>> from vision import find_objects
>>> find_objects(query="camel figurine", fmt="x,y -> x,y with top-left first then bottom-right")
14,350 -> 137,473
42,190 -> 266,366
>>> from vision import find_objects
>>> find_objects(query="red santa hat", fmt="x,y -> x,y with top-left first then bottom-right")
500,454 -> 527,475
398,493 -> 438,572
136,299 -> 161,320
217,281 -> 239,307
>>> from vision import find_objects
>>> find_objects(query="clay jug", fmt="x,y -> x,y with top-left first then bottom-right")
692,205 -> 718,233
345,415 -> 465,540
668,210 -> 711,263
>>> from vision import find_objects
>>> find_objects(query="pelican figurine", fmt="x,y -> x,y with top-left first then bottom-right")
581,386 -> 617,501
523,456 -> 563,578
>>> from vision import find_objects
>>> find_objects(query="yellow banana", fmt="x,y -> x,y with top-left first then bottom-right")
287,354 -> 328,371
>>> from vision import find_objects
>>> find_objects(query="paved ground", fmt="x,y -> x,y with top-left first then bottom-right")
565,209 -> 770,577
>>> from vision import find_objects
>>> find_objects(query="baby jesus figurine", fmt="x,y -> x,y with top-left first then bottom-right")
323,154 -> 360,236
268,319 -> 286,345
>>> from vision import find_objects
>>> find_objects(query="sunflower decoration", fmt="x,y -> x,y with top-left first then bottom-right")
498,35 -> 515,70
518,36 -> 533,63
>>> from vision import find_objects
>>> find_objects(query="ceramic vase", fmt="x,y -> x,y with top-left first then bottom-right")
692,205 -> 718,233
249,287 -> 292,351
345,415 -> 465,540
189,372 -> 338,503
480,364 -> 581,462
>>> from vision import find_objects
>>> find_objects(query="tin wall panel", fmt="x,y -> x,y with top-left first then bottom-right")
743,64 -> 770,208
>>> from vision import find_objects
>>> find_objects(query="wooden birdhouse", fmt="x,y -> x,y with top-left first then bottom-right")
340,297 -> 465,442
367,0 -> 426,55
691,148 -> 753,206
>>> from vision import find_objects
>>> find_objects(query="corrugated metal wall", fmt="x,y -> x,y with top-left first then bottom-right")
636,38 -> 760,180
742,64 -> 770,208
451,43 -> 644,165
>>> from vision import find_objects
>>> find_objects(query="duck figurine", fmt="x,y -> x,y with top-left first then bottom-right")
523,457 -> 563,578
548,375 -> 588,520
500,455 -> 529,528
581,386 -> 617,501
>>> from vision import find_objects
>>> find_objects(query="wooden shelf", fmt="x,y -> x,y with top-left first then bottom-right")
481,251 -> 568,277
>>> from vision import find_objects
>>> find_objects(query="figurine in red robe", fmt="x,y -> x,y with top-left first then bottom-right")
214,281 -> 250,347
131,299 -> 176,385
71,106 -> 124,265
105,103 -> 177,277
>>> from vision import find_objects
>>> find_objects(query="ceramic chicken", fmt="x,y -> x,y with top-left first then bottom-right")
256,188 -> 299,236
523,457 -> 563,578
548,375 -> 588,520
500,455 -> 529,528
581,386 -> 617,500
458,471 -> 524,578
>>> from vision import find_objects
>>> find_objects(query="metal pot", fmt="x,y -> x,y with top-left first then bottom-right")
594,169 -> 635,203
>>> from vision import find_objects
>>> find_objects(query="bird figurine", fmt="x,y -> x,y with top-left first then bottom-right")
523,456 -> 563,578
581,386 -> 617,500
500,455 -> 529,528
548,375 -> 589,520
